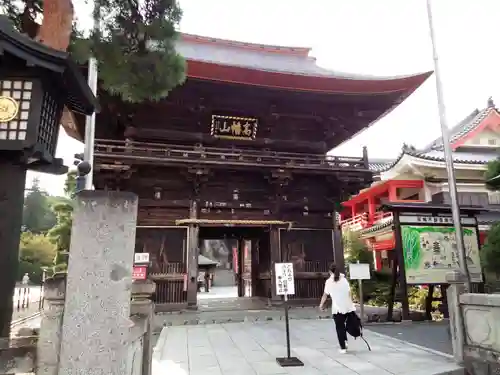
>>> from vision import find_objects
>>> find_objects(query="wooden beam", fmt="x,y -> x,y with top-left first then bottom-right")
131,128 -> 328,153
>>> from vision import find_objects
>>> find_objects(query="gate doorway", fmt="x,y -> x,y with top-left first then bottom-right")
197,226 -> 269,310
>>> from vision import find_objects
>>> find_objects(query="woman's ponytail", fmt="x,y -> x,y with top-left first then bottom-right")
329,263 -> 340,282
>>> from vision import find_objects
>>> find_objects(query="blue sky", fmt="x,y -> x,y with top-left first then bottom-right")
30,0 -> 500,195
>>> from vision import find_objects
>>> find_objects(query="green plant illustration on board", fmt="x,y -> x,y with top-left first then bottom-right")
402,226 -> 421,270
400,225 -> 481,284
401,226 -> 474,270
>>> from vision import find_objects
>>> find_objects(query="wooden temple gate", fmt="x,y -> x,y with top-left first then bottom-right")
134,222 -> 336,309
88,32 -> 430,311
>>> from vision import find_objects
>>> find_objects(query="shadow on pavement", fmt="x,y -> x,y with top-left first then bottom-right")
366,320 -> 452,355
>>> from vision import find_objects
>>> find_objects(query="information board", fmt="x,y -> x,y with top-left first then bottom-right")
275,263 -> 295,296
348,263 -> 371,280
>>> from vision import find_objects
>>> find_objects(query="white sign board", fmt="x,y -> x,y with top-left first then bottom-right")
275,263 -> 295,296
134,252 -> 150,264
348,263 -> 371,280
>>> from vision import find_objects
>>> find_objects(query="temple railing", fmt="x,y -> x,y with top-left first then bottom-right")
340,211 -> 393,232
94,139 -> 370,172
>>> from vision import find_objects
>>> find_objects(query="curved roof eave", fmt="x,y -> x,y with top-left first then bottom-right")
377,145 -> 491,175
185,59 -> 433,95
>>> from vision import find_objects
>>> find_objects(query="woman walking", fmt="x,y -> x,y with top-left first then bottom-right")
319,264 -> 355,353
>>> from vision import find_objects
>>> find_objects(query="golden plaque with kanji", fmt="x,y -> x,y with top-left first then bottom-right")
211,115 -> 258,140
0,96 -> 19,123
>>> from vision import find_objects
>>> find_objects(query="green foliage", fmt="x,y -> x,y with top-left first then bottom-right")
1,0 -> 186,103
343,230 -> 393,306
0,0 -> 42,38
485,158 -> 500,190
19,174 -> 76,280
23,178 -> 57,234
481,222 -> 500,275
92,0 -> 186,102
343,230 -> 373,264
64,170 -> 77,197
47,200 -> 73,255
18,231 -> 57,283
68,23 -> 92,64
43,171 -> 77,273
407,286 -> 441,312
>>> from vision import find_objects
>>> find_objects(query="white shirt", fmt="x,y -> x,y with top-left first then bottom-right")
22,274 -> 30,285
323,273 -> 355,314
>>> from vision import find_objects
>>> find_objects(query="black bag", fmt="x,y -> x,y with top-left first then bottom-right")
346,311 -> 371,351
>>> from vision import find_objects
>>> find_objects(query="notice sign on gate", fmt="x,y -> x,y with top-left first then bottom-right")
275,263 -> 295,296
132,266 -> 147,280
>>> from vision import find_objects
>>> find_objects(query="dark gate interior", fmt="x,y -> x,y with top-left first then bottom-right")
135,227 -> 187,307
280,228 -> 334,300
198,226 -> 270,299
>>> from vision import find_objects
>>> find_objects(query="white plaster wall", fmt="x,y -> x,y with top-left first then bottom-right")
463,129 -> 500,147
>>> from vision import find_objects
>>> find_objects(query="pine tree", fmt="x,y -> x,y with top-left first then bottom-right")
22,178 -> 57,234
485,158 -> 500,190
484,160 -> 500,276
0,0 -> 186,102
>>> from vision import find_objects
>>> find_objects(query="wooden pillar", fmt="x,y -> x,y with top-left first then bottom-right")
424,284 -> 435,320
351,205 -> 356,218
393,212 -> 410,320
441,285 -> 449,318
387,253 -> 398,321
389,186 -> 398,202
374,251 -> 382,271
367,197 -> 375,224
269,226 -> 281,301
332,211 -> 345,273
186,200 -> 199,308
268,174 -> 287,302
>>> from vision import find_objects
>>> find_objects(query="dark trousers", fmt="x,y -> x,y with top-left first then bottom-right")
333,313 -> 348,349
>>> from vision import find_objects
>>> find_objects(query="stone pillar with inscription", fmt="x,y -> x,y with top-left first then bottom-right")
57,191 -> 138,375
36,274 -> 66,375
186,200 -> 199,308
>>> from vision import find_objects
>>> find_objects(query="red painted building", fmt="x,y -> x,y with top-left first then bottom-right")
341,179 -> 425,270
341,98 -> 500,271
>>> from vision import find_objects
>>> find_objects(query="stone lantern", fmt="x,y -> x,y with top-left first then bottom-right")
0,16 -> 99,338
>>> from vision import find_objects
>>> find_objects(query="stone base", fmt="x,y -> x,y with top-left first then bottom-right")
276,356 -> 304,367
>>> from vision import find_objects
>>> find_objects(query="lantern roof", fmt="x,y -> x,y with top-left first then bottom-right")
0,16 -> 99,115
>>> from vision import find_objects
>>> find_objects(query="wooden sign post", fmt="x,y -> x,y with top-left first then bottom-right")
275,262 -> 303,367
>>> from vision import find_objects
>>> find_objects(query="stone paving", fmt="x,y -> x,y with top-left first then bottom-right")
152,320 -> 462,375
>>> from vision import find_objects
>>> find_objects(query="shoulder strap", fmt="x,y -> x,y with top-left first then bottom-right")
361,336 -> 371,351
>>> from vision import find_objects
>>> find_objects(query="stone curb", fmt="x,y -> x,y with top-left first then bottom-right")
157,314 -> 436,329
160,314 -> 330,328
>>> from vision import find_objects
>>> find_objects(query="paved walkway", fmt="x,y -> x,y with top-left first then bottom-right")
367,321 -> 452,355
11,285 -> 42,323
12,303 -> 41,323
153,320 -> 462,375
198,286 -> 238,300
